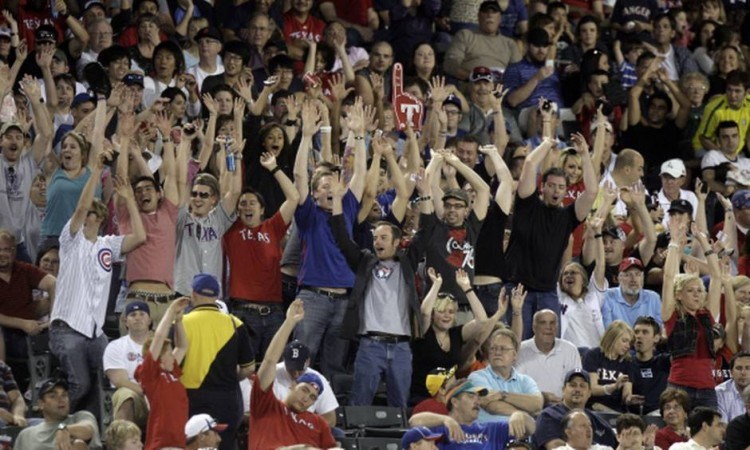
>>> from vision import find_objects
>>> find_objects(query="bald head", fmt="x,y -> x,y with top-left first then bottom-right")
532,309 -> 558,347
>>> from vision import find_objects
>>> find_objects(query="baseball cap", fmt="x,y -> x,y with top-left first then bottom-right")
660,159 -> 686,178
297,372 -> 324,395
402,426 -> 443,449
0,121 -> 24,136
125,301 -> 150,316
445,379 -> 488,401
35,25 -> 57,44
37,378 -> 68,399
0,27 -> 11,39
656,232 -> 670,249
668,198 -> 693,215
618,257 -> 644,273
731,189 -> 750,210
563,369 -> 590,385
442,188 -> 470,206
122,72 -> 145,87
195,26 -> 222,43
71,93 -> 96,109
602,225 -> 626,241
469,66 -> 494,83
283,340 -> 311,372
479,0 -> 502,12
83,0 -> 105,12
443,94 -> 462,110
527,28 -> 551,47
185,414 -> 228,440
426,365 -> 457,397
191,273 -> 220,297
53,48 -> 69,65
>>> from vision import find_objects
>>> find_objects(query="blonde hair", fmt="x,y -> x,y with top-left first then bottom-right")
89,198 -> 109,222
673,274 -> 706,315
105,420 -> 141,449
600,320 -> 633,361
732,275 -> 750,293
433,293 -> 457,313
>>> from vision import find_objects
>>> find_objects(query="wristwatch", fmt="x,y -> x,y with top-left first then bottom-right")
57,423 -> 68,432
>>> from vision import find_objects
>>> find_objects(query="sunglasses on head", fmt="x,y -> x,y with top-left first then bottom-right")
191,191 -> 211,199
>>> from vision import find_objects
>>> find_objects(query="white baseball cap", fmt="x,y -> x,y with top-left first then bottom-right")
185,414 -> 227,440
660,159 -> 686,178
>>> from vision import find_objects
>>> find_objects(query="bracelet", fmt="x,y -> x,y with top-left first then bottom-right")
270,166 -> 281,175
284,119 -> 298,127
416,196 -> 431,202
464,288 -> 474,295
668,243 -> 680,249
354,135 -> 365,140
593,233 -> 603,239
320,126 -> 332,133
512,311 -> 521,316
704,249 -> 715,257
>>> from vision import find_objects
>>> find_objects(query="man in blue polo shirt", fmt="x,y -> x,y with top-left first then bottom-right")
601,257 -> 662,329
409,379 -> 535,449
291,101 -> 367,378
504,28 -> 563,113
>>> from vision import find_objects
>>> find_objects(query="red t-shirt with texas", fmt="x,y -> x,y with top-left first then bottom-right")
282,11 -> 325,46
223,212 -> 289,302
249,374 -> 336,450
135,351 -> 188,450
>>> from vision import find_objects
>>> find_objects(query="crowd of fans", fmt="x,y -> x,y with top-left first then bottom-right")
3,0 -> 750,448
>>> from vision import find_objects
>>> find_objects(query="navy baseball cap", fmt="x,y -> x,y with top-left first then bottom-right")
284,341 -> 311,372
125,301 -> 150,316
192,273 -> 220,297
564,369 -> 591,385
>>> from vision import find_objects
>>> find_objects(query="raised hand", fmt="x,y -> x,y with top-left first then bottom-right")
287,299 -> 305,323
235,77 -> 254,104
301,100 -> 321,136
429,75 -> 449,104
329,73 -> 353,102
364,103 -> 379,132
370,72 -> 385,100
569,132 -> 589,154
260,152 -> 277,171
19,75 -> 41,102
488,83 -> 509,110
344,97 -> 366,135
510,284 -> 527,312
455,268 -> 471,291
427,266 -> 442,284
113,175 -> 135,201
202,93 -> 217,115
36,46 -> 54,69
154,110 -> 172,138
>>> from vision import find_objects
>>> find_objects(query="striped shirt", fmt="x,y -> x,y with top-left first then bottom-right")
693,94 -> 750,154
52,219 -> 124,338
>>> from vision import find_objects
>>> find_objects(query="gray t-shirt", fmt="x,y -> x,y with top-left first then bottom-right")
174,204 -> 235,295
0,151 -> 40,244
361,260 -> 410,336
14,411 -> 102,450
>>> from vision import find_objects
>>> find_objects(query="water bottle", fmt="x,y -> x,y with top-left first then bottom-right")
224,137 -> 235,172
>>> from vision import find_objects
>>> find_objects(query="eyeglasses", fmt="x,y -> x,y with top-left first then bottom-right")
489,346 -> 515,354
191,191 -> 212,199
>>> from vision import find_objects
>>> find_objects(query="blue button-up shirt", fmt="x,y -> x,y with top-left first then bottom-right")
716,378 -> 745,422
468,365 -> 541,423
503,57 -> 563,110
601,287 -> 663,329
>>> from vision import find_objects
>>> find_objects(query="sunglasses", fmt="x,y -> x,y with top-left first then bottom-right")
191,191 -> 211,199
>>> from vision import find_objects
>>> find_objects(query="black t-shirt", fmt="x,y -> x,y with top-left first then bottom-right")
623,121 -> 684,190
503,194 -> 581,291
415,212 -> 484,305
411,326 -> 465,402
628,353 -> 671,413
583,347 -> 630,412
474,203 -> 508,278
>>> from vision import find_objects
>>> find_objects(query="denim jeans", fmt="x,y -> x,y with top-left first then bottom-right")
505,285 -> 561,339
48,321 -> 109,410
293,289 -> 349,378
668,383 -> 718,409
474,282 -> 503,318
230,301 -> 284,362
349,338 -> 412,407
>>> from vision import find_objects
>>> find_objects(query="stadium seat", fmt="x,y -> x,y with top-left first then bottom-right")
343,405 -> 407,430
336,436 -> 358,449
357,436 -> 402,450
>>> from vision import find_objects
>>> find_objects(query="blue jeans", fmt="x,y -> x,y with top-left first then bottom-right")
230,301 -> 284,362
505,285 -> 560,340
349,337 -> 412,407
668,383 -> 718,409
475,283 -> 503,318
293,289 -> 349,378
48,321 -> 109,410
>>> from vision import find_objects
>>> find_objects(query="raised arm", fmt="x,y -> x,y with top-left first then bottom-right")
261,152 -> 299,224
662,219 -> 687,320
114,175 -> 147,254
357,140 -> 384,224
220,138 -> 245,214
623,183 -> 657,265
20,76 -> 53,165
571,133 -> 598,221
258,300 -> 305,391
692,222 -> 722,319
517,138 -> 555,199
480,144 -> 513,214
419,268 -> 443,332
383,142 -> 411,222
294,102 -> 321,204
455,268 -> 486,321
87,96 -> 107,168
149,297 -> 190,361
443,152 -> 490,220
343,98 -> 368,201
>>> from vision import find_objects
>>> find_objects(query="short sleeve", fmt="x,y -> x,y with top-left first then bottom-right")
250,374 -> 278,416
103,235 -> 125,262
102,341 -> 123,372
582,348 -> 600,373
294,195 -> 317,229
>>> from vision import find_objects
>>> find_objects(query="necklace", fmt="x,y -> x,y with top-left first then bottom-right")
436,330 -> 450,351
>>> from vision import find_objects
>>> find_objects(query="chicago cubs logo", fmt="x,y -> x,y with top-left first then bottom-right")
98,249 -> 113,272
